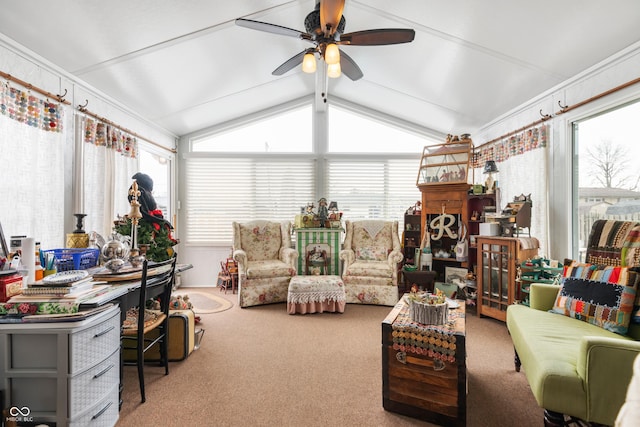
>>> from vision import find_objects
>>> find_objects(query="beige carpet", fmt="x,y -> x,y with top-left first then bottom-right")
117,289 -> 543,427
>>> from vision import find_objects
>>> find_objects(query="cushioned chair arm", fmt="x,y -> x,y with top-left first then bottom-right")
529,283 -> 559,311
387,250 -> 404,266
340,249 -> 355,267
280,247 -> 298,268
233,249 -> 247,274
577,337 -> 640,425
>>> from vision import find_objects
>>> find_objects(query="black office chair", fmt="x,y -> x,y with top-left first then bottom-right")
121,256 -> 176,403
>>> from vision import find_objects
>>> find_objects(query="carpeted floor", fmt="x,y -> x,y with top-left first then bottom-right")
116,287 -> 543,427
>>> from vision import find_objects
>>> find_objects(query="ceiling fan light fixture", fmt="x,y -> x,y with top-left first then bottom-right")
324,43 -> 340,65
327,62 -> 341,79
302,52 -> 317,73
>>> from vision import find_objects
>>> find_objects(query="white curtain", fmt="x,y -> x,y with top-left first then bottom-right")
0,114 -> 65,249
79,115 -> 138,239
473,125 -> 550,257
497,147 -> 549,257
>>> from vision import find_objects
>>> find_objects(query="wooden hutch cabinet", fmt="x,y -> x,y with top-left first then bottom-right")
419,183 -> 469,271
476,236 -> 538,321
416,139 -> 472,280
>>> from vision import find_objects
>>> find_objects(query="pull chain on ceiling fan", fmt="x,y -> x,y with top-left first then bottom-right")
235,0 -> 415,81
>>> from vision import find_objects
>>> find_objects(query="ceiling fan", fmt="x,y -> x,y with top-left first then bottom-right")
235,0 -> 415,81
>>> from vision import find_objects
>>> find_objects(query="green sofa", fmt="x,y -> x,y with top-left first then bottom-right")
507,219 -> 640,426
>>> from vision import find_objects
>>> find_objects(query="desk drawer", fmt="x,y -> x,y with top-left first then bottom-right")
69,349 -> 119,418
69,310 -> 120,374
69,383 -> 119,427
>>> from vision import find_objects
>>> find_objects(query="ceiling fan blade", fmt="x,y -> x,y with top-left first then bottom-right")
320,0 -> 345,37
340,29 -> 415,46
236,18 -> 311,41
272,51 -> 306,76
339,50 -> 363,81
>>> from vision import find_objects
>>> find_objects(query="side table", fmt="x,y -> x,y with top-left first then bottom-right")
287,275 -> 346,314
294,228 -> 343,276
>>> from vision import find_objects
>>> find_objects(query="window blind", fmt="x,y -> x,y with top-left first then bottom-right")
326,159 -> 422,226
184,157 -> 315,244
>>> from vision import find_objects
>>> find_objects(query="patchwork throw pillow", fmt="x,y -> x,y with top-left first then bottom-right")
356,246 -> 389,262
552,262 -> 638,335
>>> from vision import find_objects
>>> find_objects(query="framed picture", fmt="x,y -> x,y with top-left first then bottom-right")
305,243 -> 331,275
444,266 -> 468,285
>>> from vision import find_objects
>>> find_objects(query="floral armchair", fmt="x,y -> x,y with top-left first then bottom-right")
232,220 -> 298,308
339,220 -> 403,306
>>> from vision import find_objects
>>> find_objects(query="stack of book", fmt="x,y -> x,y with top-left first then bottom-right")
22,275 -> 97,296
3,271 -> 110,316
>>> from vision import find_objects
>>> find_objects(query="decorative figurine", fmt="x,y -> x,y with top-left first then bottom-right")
114,173 -> 179,262
317,197 -> 328,227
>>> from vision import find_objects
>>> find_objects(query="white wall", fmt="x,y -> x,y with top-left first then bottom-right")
475,41 -> 640,261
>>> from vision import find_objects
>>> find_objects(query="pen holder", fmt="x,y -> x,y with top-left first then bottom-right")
43,269 -> 57,277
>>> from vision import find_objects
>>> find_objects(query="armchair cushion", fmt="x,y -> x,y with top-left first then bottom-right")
246,260 -> 296,279
235,221 -> 283,261
344,260 -> 394,278
356,246 -> 389,262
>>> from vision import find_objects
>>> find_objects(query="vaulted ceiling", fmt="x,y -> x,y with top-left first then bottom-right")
2,1 -> 640,138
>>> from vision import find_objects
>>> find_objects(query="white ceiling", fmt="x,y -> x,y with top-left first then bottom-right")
2,0 -> 640,138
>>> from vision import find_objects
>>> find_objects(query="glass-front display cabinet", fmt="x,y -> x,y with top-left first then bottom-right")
477,236 -> 517,321
416,140 -> 471,186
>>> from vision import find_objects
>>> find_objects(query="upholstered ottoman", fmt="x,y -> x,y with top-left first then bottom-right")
287,275 -> 346,314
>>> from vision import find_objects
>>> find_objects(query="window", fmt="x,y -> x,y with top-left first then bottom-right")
573,100 -> 640,259
183,102 -> 437,244
325,159 -> 421,222
328,105 -> 429,153
192,105 -> 312,153
184,157 -> 314,244
138,148 -> 172,220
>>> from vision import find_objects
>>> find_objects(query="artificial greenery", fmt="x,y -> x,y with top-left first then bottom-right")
114,217 -> 178,262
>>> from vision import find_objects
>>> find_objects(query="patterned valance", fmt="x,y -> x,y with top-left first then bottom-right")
471,124 -> 548,168
0,83 -> 63,132
83,117 -> 137,158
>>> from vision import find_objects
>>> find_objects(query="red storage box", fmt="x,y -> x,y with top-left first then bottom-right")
0,274 -> 23,302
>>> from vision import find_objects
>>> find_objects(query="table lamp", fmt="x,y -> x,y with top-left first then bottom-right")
483,160 -> 499,194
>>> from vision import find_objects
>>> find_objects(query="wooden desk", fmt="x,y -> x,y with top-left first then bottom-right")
0,261 -> 187,418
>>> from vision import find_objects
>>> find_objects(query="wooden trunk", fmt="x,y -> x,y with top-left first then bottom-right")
382,298 -> 467,426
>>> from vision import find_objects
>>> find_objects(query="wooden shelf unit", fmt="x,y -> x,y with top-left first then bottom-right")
402,212 -> 422,266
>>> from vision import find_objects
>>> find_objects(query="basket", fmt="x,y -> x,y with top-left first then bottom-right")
42,248 -> 100,271
409,300 -> 448,325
